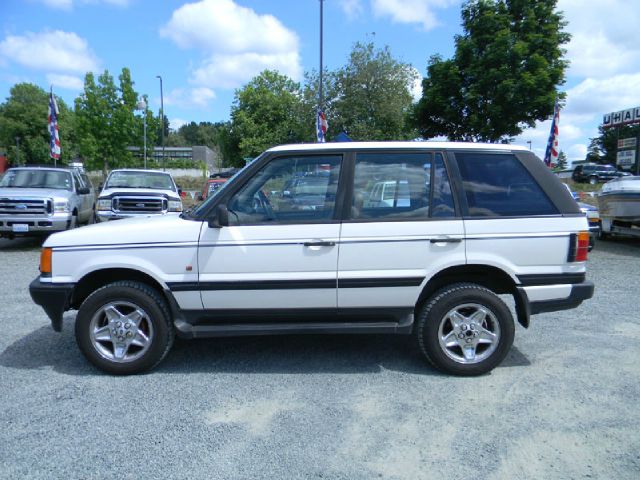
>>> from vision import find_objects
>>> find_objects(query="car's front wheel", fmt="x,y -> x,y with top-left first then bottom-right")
75,281 -> 174,374
414,283 -> 514,376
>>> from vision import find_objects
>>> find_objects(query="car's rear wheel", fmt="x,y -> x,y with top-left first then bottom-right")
75,281 -> 174,374
414,283 -> 514,376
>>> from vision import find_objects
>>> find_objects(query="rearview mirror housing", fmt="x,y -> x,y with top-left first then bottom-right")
208,203 -> 229,228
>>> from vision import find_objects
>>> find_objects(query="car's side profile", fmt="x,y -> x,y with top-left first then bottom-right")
572,163 -> 629,184
30,142 -> 594,376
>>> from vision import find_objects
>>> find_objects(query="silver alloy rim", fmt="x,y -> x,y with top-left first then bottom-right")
437,302 -> 501,364
89,301 -> 154,363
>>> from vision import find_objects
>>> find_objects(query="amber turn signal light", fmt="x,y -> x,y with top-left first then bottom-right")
40,247 -> 52,275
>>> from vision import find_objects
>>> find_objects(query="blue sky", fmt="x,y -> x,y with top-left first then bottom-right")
1,0 -> 639,164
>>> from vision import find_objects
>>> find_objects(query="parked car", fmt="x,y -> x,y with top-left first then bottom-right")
572,163 -> 630,184
30,142 -> 594,376
563,183 -> 598,250
95,169 -> 182,222
0,166 -> 94,238
198,177 -> 227,201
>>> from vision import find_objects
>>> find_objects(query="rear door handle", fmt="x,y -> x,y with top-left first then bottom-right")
303,240 -> 336,247
429,236 -> 462,243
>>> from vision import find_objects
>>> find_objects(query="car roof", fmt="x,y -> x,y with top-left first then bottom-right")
267,141 -> 529,153
8,166 -> 73,172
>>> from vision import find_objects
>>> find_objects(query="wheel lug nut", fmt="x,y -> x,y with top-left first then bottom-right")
458,333 -> 465,339
466,338 -> 472,343
125,323 -> 131,329
116,321 -> 122,328
126,331 -> 133,338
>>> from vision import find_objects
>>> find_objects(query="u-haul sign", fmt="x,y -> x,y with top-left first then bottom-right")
603,106 -> 640,127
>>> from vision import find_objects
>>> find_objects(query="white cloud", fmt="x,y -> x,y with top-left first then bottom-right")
46,73 -> 84,91
164,87 -> 216,109
565,74 -> 640,117
169,118 -> 188,131
371,0 -> 456,30
339,0 -> 364,19
559,0 -> 640,78
0,30 -> 100,74
160,0 -> 301,91
192,52 -> 301,90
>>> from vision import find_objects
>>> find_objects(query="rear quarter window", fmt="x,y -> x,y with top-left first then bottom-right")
455,152 -> 558,217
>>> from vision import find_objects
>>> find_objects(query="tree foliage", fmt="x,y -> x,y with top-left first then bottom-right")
311,42 -> 417,141
74,68 -> 150,173
0,83 -> 76,165
230,70 -> 306,158
586,124 -> 640,166
414,0 -> 570,142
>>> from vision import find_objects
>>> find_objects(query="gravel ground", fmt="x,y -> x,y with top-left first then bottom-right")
1,235 -> 639,479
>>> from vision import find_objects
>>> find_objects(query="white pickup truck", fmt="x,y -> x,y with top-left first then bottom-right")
0,166 -> 94,239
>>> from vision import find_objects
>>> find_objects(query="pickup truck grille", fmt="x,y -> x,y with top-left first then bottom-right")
113,196 -> 167,213
0,198 -> 52,215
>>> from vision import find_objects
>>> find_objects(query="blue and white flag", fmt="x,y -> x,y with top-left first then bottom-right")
48,90 -> 61,160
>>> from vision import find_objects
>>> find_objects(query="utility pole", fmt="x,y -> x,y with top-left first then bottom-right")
156,75 -> 165,171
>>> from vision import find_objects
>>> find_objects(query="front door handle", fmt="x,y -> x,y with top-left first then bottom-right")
303,240 -> 336,247
429,236 -> 462,243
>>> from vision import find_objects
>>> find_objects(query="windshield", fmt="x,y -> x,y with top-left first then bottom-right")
0,169 -> 73,190
105,171 -> 176,191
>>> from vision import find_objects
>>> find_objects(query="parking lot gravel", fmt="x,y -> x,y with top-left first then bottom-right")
1,236 -> 639,479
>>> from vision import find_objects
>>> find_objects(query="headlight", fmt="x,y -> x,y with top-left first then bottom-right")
168,200 -> 183,212
97,199 -> 112,211
54,200 -> 70,213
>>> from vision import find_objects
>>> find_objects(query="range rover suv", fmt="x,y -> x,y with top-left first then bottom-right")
96,169 -> 182,222
0,166 -> 94,238
30,142 -> 594,376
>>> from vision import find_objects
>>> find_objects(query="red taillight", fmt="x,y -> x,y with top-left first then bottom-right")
568,231 -> 590,262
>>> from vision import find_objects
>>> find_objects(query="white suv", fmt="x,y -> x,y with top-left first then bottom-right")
29,142 -> 594,375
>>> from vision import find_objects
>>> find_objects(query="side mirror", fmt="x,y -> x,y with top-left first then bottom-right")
77,187 -> 90,195
98,183 -> 103,190
208,203 -> 229,228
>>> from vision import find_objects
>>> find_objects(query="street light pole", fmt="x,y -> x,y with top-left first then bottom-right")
527,140 -> 532,150
156,75 -> 165,171
136,100 -> 148,169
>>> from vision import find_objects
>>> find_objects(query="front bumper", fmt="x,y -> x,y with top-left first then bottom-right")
96,211 -> 181,222
0,213 -> 73,236
29,277 -> 75,331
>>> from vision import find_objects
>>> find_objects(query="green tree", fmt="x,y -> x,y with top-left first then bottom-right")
309,42 -> 417,141
230,70 -> 306,158
414,0 -> 570,142
75,68 -> 146,174
587,124 -> 640,166
0,83 -> 76,165
555,150 -> 567,171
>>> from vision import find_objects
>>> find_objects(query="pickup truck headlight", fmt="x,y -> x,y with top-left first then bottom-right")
53,200 -> 70,213
168,200 -> 183,212
97,199 -> 112,211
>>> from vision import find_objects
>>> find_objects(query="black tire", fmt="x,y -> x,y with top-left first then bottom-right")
75,281 -> 174,374
414,283 -> 515,376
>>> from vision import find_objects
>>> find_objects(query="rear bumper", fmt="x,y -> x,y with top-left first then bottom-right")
29,277 -> 75,331
518,281 -> 594,316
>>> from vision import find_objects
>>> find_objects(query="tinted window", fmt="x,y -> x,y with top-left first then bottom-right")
352,152 -> 455,220
227,155 -> 341,225
456,152 -> 558,217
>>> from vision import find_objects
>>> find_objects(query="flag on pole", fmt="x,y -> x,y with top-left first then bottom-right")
543,99 -> 560,167
48,89 -> 61,162
317,110 -> 328,143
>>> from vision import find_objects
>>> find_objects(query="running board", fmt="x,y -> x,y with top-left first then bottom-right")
174,318 -> 414,339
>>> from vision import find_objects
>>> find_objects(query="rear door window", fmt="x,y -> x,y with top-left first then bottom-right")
351,152 -> 456,220
455,152 -> 558,217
